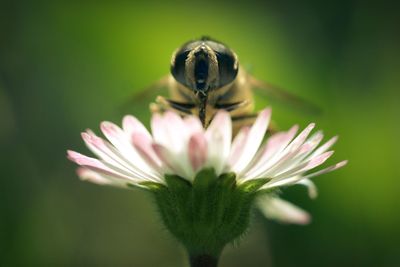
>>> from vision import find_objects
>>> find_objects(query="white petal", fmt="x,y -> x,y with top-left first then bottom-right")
296,178 -> 318,199
77,167 -> 133,188
77,167 -> 113,185
151,112 -> 186,152
100,121 -> 163,182
248,123 -> 315,179
307,136 -> 338,160
81,130 -> 158,182
67,150 -> 144,183
262,159 -> 347,190
228,126 -> 250,167
152,143 -> 193,180
302,160 -> 348,180
183,116 -> 204,135
122,115 -> 152,140
241,125 -> 298,180
150,113 -> 166,145
262,175 -> 302,190
131,132 -> 163,172
285,123 -> 316,152
231,108 -> 271,174
291,130 -> 324,163
205,110 -> 232,175
81,131 -> 134,174
188,132 -> 208,172
257,196 -> 311,225
270,131 -> 325,177
270,151 -> 334,181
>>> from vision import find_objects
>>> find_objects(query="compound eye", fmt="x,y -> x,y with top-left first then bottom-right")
216,51 -> 238,87
171,50 -> 190,88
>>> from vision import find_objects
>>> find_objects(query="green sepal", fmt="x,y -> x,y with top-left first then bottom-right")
138,181 -> 167,192
151,169 -> 264,258
165,173 -> 192,191
237,178 -> 269,193
192,168 -> 217,189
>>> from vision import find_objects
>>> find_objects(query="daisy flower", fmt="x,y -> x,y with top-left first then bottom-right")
67,108 -> 346,265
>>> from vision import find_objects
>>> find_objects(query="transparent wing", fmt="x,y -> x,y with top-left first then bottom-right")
120,75 -> 170,113
248,75 -> 322,115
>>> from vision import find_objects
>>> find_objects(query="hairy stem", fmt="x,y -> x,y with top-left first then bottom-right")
189,254 -> 219,267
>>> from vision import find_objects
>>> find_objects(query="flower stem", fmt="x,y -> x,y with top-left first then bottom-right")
189,254 -> 219,267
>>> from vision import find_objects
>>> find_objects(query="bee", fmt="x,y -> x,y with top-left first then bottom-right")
128,36 -> 319,133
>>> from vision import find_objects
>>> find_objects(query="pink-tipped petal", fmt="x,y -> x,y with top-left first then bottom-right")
245,123 -> 316,180
269,151 -> 334,182
151,113 -> 165,144
302,160 -> 348,180
296,178 -> 318,199
188,133 -> 208,172
228,126 -> 250,166
266,160 -> 347,190
81,131 -> 135,175
242,125 -> 299,180
152,111 -> 186,152
68,150 -> 108,170
77,167 -> 117,186
265,135 -> 322,177
232,108 -> 271,174
298,131 -> 324,155
100,121 -> 162,181
152,143 -> 189,179
69,106 -> 347,193
205,110 -> 232,175
206,110 -> 231,137
131,132 -> 163,171
67,150 -> 135,181
184,116 -> 204,135
77,167 -> 146,188
304,151 -> 334,170
286,123 -> 315,153
163,110 -> 184,126
264,126 -> 300,159
122,115 -> 152,140
308,136 -> 338,159
262,175 -> 302,190
100,121 -> 130,147
258,196 -> 311,225
263,159 -> 347,190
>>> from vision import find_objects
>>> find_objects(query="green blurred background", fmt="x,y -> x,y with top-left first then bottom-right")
1,0 -> 399,266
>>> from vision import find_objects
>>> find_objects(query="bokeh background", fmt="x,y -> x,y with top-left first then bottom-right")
1,0 -> 399,266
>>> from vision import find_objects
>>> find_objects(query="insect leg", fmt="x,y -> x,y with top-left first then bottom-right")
214,100 -> 249,112
154,96 -> 195,115
232,113 -> 279,134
